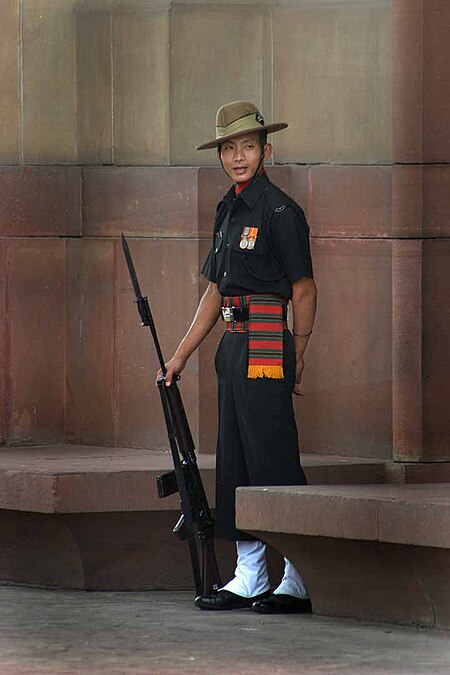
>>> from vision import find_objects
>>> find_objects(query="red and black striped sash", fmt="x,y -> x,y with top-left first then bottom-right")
222,294 -> 287,379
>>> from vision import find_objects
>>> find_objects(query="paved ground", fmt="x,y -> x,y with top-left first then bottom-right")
0,586 -> 449,674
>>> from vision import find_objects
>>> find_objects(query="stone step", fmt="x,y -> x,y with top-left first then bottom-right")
236,483 -> 450,630
0,445 -> 384,513
236,483 -> 450,548
0,445 -> 384,590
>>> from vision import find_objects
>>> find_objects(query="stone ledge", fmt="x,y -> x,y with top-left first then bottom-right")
236,483 -> 450,629
236,483 -> 450,550
0,446 -> 384,591
385,460 -> 450,484
0,445 -> 384,513
0,445 -> 215,513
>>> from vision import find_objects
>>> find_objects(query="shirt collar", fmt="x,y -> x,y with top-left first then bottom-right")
234,165 -> 265,196
223,171 -> 269,211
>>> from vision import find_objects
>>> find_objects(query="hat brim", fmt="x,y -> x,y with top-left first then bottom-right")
196,122 -> 288,150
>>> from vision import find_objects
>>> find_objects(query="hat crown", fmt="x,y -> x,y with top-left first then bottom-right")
196,100 -> 287,150
216,101 -> 260,128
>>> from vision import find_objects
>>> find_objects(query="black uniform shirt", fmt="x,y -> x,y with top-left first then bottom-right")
202,172 -> 313,300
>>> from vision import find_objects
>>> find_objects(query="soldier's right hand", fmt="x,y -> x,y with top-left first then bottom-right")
156,355 -> 187,387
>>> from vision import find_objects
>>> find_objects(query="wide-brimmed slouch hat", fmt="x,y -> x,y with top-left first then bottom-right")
197,101 -> 288,150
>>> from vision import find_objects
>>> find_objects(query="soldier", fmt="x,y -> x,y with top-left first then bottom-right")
162,101 -> 317,614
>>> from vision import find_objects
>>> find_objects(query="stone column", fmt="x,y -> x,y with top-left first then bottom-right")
392,0 -> 450,461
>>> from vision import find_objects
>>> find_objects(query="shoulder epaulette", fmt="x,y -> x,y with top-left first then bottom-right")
264,183 -> 293,213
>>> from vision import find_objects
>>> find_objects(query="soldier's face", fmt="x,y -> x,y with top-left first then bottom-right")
220,132 -> 272,183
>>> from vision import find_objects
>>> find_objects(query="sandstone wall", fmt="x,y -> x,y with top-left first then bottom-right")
0,0 -> 449,461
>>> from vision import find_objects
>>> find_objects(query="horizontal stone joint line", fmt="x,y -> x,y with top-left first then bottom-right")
311,236 -> 450,241
0,236 -> 203,241
3,234 -> 449,241
1,162 -> 450,169
393,161 -> 450,167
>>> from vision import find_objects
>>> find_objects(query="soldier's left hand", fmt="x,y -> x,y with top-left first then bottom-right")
293,356 -> 305,397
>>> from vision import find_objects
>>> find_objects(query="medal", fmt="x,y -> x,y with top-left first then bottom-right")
239,226 -> 250,250
246,227 -> 258,250
240,226 -> 259,251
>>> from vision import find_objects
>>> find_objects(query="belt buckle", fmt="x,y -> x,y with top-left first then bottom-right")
221,306 -> 234,322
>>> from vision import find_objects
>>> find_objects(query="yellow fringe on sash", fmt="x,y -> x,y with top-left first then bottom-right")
247,365 -> 284,379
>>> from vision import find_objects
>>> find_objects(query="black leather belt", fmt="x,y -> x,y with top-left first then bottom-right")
221,304 -> 288,323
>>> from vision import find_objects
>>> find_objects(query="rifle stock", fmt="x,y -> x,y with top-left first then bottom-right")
121,234 -> 221,597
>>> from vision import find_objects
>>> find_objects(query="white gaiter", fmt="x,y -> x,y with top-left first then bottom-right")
220,540 -> 270,597
273,557 -> 309,598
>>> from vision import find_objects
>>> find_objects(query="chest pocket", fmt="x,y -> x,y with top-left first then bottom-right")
233,229 -> 284,282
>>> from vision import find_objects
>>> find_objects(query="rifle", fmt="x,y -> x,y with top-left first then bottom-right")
121,234 -> 221,598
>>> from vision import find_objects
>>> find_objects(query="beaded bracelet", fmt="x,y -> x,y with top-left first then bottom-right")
293,330 -> 312,338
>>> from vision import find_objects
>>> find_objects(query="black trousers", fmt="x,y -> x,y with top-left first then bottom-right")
215,329 -> 307,541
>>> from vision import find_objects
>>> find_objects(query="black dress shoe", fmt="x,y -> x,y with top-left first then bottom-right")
252,593 -> 312,614
195,589 -> 270,611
